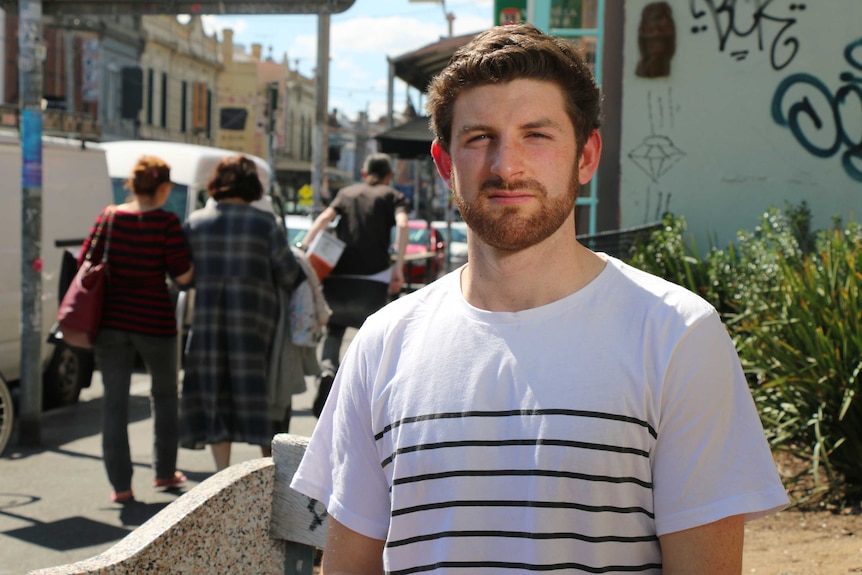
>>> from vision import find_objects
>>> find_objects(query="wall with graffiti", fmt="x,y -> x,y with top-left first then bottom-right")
620,0 -> 862,249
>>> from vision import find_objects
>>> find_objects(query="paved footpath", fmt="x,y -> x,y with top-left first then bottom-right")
0,368 -> 321,575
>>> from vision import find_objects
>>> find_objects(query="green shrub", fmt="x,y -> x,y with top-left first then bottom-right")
734,221 -> 862,498
628,207 -> 862,502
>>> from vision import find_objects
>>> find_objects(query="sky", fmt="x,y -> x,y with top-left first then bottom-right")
198,0 -> 495,122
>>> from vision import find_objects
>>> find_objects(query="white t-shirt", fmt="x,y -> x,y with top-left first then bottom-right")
291,256 -> 788,574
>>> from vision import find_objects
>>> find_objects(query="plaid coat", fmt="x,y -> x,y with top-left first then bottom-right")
180,202 -> 301,449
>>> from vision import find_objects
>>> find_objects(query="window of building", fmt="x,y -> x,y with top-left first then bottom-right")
146,68 -> 154,125
181,81 -> 187,132
160,71 -> 167,128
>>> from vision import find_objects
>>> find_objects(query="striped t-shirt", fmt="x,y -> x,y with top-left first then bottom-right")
77,206 -> 191,336
291,258 -> 789,573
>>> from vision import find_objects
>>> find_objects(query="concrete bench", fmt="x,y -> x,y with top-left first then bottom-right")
29,434 -> 329,575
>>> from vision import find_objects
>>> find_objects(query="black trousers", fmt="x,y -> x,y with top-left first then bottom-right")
320,276 -> 390,374
314,277 -> 390,417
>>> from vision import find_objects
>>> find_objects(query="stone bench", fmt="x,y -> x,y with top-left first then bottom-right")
29,434 -> 329,575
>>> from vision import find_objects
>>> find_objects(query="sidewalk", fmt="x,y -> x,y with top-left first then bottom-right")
0,368 -> 321,575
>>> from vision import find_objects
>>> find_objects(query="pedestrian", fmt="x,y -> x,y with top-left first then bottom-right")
299,152 -> 409,418
290,24 -> 789,574
180,155 -> 303,471
82,155 -> 193,504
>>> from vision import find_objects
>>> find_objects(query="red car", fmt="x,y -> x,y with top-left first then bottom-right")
392,220 -> 445,285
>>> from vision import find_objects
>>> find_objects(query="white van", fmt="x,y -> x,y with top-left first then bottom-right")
97,141 -> 273,221
0,129 -> 112,408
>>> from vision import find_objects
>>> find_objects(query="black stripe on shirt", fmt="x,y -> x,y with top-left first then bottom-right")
375,409 -> 657,442
380,438 -> 650,468
387,529 -> 659,548
391,498 -> 654,518
391,468 -> 652,490
388,560 -> 663,574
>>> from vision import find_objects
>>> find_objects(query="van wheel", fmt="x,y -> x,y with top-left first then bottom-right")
43,343 -> 95,409
0,374 -> 14,456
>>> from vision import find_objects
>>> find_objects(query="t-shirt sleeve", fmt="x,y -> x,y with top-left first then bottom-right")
651,312 -> 789,536
393,189 -> 409,215
290,331 -> 392,540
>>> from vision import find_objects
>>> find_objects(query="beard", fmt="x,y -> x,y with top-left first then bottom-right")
453,164 -> 580,252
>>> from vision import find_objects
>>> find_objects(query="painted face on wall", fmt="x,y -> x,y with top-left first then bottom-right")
636,1 -> 676,78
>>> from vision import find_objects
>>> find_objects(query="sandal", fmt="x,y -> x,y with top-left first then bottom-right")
111,490 -> 134,504
153,471 -> 187,489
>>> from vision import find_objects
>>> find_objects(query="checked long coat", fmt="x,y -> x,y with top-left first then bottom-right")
180,202 -> 301,449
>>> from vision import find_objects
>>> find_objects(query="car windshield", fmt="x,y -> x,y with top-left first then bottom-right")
408,228 -> 429,245
392,226 -> 430,246
448,227 -> 467,243
434,224 -> 467,243
287,228 -> 307,246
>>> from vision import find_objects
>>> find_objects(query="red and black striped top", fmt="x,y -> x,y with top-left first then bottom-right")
77,206 -> 192,336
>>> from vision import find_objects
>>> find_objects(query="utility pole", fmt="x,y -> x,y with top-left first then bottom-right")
311,12 -> 330,214
18,0 -> 44,445
267,81 -> 278,199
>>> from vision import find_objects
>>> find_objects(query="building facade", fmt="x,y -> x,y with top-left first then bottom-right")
3,13 -> 148,141
138,15 -> 219,145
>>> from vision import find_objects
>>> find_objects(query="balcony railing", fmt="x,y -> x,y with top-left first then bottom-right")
0,104 -> 101,140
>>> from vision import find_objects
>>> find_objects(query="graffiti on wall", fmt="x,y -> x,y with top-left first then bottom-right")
772,38 -> 862,183
628,88 -> 686,221
689,0 -> 806,70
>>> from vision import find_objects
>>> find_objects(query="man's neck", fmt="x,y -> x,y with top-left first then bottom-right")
460,237 -> 607,312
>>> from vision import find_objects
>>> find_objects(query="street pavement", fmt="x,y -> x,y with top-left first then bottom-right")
0,365 -> 323,575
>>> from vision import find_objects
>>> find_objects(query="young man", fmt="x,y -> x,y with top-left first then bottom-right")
291,24 -> 788,574
301,153 -> 409,418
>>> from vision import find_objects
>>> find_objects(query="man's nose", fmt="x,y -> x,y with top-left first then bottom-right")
489,139 -> 525,180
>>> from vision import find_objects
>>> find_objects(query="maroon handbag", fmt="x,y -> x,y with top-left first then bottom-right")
57,207 -> 115,349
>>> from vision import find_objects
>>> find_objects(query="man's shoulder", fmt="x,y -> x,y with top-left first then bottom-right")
603,256 -> 716,319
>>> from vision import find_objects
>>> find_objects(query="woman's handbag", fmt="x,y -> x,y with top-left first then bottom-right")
56,206 -> 115,349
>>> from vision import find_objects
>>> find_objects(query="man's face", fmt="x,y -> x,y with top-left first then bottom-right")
437,79 -> 590,252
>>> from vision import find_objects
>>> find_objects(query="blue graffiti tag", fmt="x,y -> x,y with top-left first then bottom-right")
690,0 -> 803,71
772,38 -> 862,182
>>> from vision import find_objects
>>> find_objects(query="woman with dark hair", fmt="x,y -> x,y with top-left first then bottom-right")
180,155 -> 303,470
81,155 -> 193,504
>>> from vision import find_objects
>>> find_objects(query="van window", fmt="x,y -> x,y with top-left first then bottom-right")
111,178 -> 190,221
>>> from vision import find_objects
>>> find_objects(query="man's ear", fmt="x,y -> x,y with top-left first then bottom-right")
578,130 -> 602,184
431,139 -> 453,188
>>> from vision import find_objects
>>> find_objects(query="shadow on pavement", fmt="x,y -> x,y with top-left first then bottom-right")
3,394 -> 152,461
4,516 -> 133,551
0,491 -> 171,552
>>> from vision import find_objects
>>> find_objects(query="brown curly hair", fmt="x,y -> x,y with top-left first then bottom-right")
207,155 -> 263,203
127,156 -> 171,197
425,23 -> 602,157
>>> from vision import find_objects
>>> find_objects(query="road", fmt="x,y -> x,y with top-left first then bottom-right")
0,363 -> 324,575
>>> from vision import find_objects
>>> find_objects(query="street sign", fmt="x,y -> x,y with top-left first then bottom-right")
0,0 -> 356,15
297,184 -> 314,207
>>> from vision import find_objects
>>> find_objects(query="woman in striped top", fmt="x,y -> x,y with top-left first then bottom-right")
79,155 -> 193,504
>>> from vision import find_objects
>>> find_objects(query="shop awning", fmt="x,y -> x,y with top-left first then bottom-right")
375,116 -> 435,159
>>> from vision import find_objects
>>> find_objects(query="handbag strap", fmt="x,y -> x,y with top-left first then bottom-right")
84,205 -> 116,263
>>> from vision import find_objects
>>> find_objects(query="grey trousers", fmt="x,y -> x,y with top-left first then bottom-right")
94,329 -> 179,493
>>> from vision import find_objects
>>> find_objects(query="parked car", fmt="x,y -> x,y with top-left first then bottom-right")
431,220 -> 469,270
392,220 -> 445,285
285,214 -> 315,247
